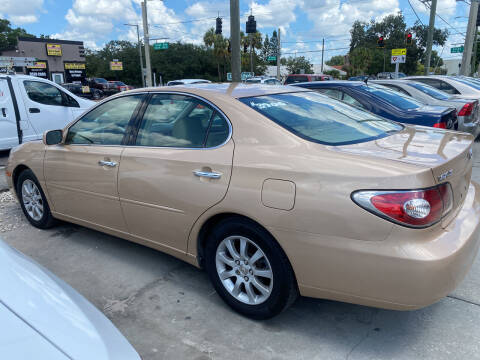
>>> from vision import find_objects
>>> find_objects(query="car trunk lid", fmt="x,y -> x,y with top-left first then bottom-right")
333,126 -> 473,228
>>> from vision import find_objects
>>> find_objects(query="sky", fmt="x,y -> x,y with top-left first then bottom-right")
0,0 -> 473,64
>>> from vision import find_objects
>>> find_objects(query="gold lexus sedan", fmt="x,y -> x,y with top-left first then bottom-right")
6,84 -> 480,319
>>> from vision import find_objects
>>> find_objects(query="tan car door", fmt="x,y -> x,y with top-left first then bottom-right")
118,93 -> 233,253
44,94 -> 145,232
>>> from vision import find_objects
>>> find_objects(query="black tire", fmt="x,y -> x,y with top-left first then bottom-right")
205,217 -> 298,319
16,169 -> 56,229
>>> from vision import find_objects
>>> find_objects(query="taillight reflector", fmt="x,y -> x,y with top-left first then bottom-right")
433,122 -> 446,129
458,102 -> 475,117
352,183 -> 453,228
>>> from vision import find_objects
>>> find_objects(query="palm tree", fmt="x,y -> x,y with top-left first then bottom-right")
204,28 -> 228,81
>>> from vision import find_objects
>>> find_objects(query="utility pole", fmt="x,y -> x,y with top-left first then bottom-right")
424,0 -> 438,75
321,38 -> 325,73
141,1 -> 153,87
250,34 -> 253,73
461,0 -> 479,75
125,23 -> 145,87
230,0 -> 241,82
276,28 -> 281,80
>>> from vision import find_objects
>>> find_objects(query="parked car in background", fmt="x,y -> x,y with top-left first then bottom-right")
377,72 -> 407,79
167,79 -> 211,86
405,75 -> 480,99
61,83 -> 104,100
373,79 -> 480,138
87,77 -> 118,95
245,76 -> 282,85
108,80 -> 134,92
6,84 -> 480,319
284,74 -> 332,85
292,81 -> 458,129
348,75 -> 376,81
0,238 -> 140,359
0,74 -> 95,150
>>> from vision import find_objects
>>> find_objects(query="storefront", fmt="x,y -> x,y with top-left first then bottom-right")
0,37 -> 86,84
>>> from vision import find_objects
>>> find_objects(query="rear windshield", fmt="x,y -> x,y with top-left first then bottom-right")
407,82 -> 450,100
360,84 -> 424,110
285,76 -> 309,84
239,91 -> 402,146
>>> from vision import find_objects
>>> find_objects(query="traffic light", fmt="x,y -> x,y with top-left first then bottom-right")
228,40 -> 231,53
244,43 -> 248,53
406,32 -> 413,46
377,36 -> 385,48
215,17 -> 222,34
246,15 -> 256,34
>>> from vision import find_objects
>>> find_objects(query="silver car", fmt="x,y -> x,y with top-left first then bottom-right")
0,238 -> 140,360
405,75 -> 480,99
373,79 -> 480,137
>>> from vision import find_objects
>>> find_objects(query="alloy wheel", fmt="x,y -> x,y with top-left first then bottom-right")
21,179 -> 44,221
215,235 -> 274,305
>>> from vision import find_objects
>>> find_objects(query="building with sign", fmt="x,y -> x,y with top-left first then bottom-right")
0,37 -> 86,84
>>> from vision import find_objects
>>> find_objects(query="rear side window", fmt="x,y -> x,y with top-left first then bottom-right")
239,91 -> 402,146
135,94 -> 229,148
382,84 -> 411,96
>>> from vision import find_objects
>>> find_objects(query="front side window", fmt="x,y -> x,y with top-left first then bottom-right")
135,94 -> 229,148
239,91 -> 402,146
66,95 -> 143,145
24,81 -> 65,106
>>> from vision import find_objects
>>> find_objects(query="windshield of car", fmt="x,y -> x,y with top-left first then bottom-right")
360,84 -> 424,110
239,91 -> 403,146
453,77 -> 480,90
406,81 -> 450,100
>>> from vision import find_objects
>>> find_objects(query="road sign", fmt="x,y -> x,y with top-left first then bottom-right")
110,61 -> 123,71
153,42 -> 169,50
392,48 -> 407,56
227,72 -> 232,81
267,56 -> 277,61
241,72 -> 254,81
391,55 -> 406,64
451,46 -> 464,54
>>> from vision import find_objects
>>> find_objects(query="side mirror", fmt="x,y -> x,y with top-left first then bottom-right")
44,130 -> 63,145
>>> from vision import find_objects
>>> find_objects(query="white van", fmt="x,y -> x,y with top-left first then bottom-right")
0,74 -> 95,150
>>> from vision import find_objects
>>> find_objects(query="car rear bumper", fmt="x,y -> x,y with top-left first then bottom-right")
458,117 -> 480,138
269,181 -> 480,310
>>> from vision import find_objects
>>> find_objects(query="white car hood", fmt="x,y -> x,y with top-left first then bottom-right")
0,240 -> 140,360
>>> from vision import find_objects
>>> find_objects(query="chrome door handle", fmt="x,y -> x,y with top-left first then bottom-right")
193,170 -> 222,179
98,160 -> 117,167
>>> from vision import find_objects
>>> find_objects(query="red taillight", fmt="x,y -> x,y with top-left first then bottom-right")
458,102 -> 474,117
352,183 -> 453,228
433,122 -> 446,129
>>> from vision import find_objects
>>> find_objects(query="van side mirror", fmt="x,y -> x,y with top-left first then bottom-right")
44,130 -> 63,145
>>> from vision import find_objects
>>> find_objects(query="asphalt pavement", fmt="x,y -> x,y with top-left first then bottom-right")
1,145 -> 480,359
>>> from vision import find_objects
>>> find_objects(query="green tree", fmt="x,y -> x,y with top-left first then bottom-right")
204,28 -> 229,81
323,69 -> 340,78
0,19 -> 34,52
286,56 -> 313,74
326,55 -> 344,66
348,14 -> 448,76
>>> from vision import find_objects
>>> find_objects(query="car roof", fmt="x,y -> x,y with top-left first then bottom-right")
292,80 -> 364,87
127,82 -> 310,99
169,79 -> 211,84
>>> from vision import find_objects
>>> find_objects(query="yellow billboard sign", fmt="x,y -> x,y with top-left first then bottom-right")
391,48 -> 407,56
64,62 -> 86,70
110,61 -> 123,71
46,43 -> 62,56
27,61 -> 47,69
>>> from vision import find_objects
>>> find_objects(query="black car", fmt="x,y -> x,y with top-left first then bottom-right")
61,83 -> 104,100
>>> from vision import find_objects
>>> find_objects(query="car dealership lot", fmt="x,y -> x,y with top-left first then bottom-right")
1,146 -> 480,359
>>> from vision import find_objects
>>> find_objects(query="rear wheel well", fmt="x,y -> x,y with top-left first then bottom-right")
196,213 -> 293,275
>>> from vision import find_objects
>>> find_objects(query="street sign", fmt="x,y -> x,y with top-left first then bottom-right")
110,61 -> 123,71
227,72 -> 232,81
392,48 -> 407,56
267,56 -> 277,61
241,72 -> 254,81
451,46 -> 464,54
153,42 -> 169,50
391,55 -> 406,64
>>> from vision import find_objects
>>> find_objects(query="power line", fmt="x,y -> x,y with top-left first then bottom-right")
407,0 -> 424,25
282,47 -> 350,55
